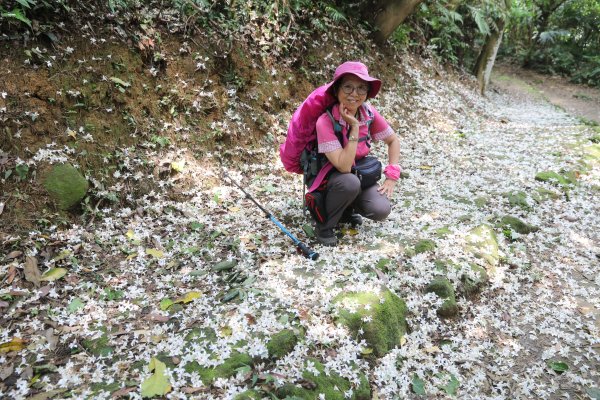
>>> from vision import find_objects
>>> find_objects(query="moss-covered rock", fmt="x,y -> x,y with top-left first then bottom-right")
465,224 -> 499,267
184,352 -> 252,384
43,163 -> 89,210
425,277 -> 459,318
432,260 -> 489,298
267,329 -> 298,359
504,191 -> 530,210
277,359 -> 370,400
532,188 -> 561,203
460,264 -> 489,297
535,170 -> 575,187
334,289 -> 407,357
499,215 -> 539,234
414,239 -> 436,254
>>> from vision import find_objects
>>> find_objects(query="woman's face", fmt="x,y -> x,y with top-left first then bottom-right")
337,75 -> 369,114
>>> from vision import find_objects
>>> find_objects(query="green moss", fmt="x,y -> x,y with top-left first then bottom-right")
234,390 -> 262,400
43,164 -> 89,210
532,188 -> 561,203
474,197 -> 488,209
184,352 -> 252,384
499,216 -> 539,234
504,191 -> 530,210
414,239 -> 436,254
434,227 -> 451,238
82,334 -> 113,357
90,382 -> 121,395
425,277 -> 458,318
590,134 -> 600,144
277,360 -> 370,400
460,264 -> 489,297
184,327 -> 217,344
334,289 -> 407,357
267,329 -> 298,359
583,143 -> 600,164
535,171 -> 575,187
465,224 -> 499,267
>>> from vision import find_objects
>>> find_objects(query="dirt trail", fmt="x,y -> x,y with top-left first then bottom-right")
492,63 -> 600,125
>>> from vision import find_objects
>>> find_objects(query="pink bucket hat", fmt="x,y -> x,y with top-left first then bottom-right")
325,61 -> 382,99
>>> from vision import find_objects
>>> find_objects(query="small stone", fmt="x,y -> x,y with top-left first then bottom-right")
426,277 -> 459,318
500,216 -> 539,234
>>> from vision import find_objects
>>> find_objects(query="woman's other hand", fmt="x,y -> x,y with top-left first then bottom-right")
377,179 -> 396,198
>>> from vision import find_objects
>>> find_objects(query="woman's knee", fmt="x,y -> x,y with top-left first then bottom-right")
359,193 -> 391,221
330,173 -> 361,196
370,202 -> 391,221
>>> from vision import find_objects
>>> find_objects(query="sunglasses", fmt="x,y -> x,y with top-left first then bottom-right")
340,83 -> 369,96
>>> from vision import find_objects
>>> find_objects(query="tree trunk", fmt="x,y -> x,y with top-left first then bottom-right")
369,0 -> 424,44
473,19 -> 506,95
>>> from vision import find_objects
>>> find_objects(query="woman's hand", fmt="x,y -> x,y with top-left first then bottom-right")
377,179 -> 397,198
339,103 -> 359,128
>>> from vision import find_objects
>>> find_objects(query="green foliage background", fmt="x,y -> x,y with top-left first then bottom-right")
1,0 -> 598,86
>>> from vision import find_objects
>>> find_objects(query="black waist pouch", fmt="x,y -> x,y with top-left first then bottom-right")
352,156 -> 382,189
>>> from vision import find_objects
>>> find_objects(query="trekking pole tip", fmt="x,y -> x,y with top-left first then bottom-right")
297,242 -> 319,261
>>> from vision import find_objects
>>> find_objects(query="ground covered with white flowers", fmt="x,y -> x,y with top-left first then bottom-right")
2,52 -> 599,399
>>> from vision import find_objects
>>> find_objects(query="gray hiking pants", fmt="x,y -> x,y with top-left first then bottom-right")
321,171 -> 391,231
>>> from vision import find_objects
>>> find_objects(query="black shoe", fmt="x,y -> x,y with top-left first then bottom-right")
316,228 -> 337,247
340,211 -> 363,227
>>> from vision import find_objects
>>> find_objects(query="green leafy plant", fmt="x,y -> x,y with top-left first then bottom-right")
0,0 -> 35,29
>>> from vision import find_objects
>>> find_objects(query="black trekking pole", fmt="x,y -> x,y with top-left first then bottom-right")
222,171 -> 319,261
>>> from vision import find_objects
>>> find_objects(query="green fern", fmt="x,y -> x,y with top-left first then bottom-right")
324,5 -> 347,23
468,5 -> 490,36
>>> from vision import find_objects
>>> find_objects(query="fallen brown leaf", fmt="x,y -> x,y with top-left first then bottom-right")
145,313 -> 170,322
28,388 -> 67,400
24,256 -> 41,287
43,328 -> 58,351
0,363 -> 13,380
39,285 -> 51,297
245,313 -> 256,325
6,250 -> 22,259
6,265 -> 16,284
182,387 -> 207,394
111,387 -> 136,398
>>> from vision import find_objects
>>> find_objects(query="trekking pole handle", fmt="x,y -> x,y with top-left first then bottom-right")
297,242 -> 319,261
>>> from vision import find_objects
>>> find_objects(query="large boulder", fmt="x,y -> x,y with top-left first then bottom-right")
465,224 -> 499,267
333,288 -> 407,358
43,164 -> 88,210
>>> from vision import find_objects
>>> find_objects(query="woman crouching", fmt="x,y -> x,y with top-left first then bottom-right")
312,61 -> 401,246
